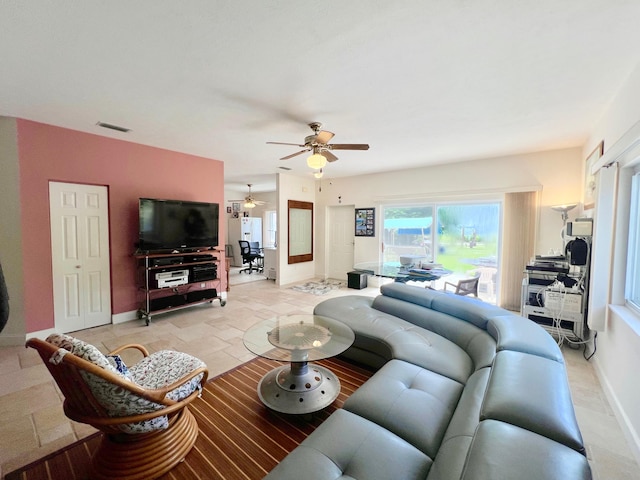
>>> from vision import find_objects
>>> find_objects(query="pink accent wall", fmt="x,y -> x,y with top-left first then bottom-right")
17,120 -> 225,333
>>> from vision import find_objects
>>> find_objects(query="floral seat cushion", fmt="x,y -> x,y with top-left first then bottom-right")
129,350 -> 206,402
46,333 -> 205,433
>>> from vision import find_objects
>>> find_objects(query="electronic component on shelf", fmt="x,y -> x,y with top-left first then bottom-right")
191,264 -> 217,281
155,269 -> 189,288
151,256 -> 184,267
543,290 -> 582,313
566,218 -> 593,237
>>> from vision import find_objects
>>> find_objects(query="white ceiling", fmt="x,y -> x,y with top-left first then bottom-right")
2,1 -> 640,193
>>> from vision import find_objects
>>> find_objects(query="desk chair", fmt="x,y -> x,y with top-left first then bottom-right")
239,240 -> 262,274
443,275 -> 480,297
250,241 -> 265,272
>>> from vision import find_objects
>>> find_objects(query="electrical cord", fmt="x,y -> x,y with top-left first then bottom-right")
583,331 -> 597,361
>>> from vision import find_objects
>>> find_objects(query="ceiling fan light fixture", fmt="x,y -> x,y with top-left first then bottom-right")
307,153 -> 327,170
244,200 -> 256,209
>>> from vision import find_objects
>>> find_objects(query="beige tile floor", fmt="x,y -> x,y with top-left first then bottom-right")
1,275 -> 638,478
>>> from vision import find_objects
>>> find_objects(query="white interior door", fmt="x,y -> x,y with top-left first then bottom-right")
327,205 -> 355,280
50,182 -> 111,333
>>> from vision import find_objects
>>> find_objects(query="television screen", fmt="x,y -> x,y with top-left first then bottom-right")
139,198 -> 219,252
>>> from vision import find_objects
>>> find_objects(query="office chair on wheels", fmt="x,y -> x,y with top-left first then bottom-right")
238,240 -> 263,274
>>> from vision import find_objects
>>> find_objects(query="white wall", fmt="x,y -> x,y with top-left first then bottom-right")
583,60 -> 640,463
314,147 -> 583,277
276,173 -> 316,285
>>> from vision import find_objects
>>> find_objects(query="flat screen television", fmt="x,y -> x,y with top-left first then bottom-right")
138,197 -> 219,252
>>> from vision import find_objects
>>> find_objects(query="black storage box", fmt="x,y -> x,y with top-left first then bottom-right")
149,294 -> 186,311
347,271 -> 368,289
186,289 -> 217,303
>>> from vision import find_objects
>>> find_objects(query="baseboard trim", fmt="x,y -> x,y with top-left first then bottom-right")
593,356 -> 640,467
112,310 -> 138,325
25,328 -> 56,341
0,332 -> 26,346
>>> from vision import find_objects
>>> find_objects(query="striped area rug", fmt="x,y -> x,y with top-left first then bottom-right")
6,356 -> 373,480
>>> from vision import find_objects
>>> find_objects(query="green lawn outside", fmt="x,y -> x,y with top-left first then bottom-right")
437,235 -> 497,274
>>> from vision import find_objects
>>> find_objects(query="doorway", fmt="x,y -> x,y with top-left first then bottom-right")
327,205 -> 355,280
49,182 -> 112,332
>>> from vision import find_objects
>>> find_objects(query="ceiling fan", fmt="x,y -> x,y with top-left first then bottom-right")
230,184 -> 265,209
267,122 -> 369,169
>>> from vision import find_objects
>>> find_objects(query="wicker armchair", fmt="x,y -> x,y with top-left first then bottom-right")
26,333 -> 208,480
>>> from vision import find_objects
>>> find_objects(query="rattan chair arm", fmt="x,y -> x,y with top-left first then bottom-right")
150,366 -> 209,399
108,343 -> 150,357
64,388 -> 201,427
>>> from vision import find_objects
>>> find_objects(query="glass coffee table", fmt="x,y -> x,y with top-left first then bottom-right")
243,314 -> 355,414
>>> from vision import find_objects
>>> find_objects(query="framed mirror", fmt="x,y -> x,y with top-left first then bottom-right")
288,200 -> 313,264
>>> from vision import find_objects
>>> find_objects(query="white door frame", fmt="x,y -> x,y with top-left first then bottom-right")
327,204 -> 355,280
49,181 -> 112,332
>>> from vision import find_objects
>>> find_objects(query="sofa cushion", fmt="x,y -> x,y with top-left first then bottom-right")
461,420 -> 592,480
264,409 -> 432,480
343,359 -> 463,459
373,294 -> 496,370
487,315 -> 564,362
427,367 -> 491,480
314,295 -> 475,383
380,283 -> 504,330
480,350 -> 584,453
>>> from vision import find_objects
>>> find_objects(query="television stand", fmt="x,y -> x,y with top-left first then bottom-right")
134,250 -> 226,326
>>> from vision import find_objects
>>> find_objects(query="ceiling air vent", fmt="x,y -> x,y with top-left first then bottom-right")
96,121 -> 130,133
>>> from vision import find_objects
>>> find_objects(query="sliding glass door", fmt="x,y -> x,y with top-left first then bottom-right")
382,202 -> 501,303
382,205 -> 435,262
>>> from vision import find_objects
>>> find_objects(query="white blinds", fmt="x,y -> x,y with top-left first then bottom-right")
500,191 -> 539,311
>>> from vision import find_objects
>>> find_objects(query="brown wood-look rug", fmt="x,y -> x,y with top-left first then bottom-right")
6,356 -> 373,480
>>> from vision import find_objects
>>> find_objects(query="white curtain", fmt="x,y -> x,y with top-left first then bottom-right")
500,191 -> 539,311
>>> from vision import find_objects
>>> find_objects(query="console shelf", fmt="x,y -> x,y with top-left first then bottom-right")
134,250 -> 226,326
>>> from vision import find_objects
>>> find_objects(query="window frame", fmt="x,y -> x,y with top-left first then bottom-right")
625,169 -> 640,313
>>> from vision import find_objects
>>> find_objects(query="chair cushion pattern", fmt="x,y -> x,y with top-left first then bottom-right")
46,334 -> 205,433
129,350 -> 206,402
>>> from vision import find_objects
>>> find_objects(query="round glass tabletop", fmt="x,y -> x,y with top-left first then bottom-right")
243,314 -> 355,363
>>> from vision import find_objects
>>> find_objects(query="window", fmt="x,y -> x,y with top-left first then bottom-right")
627,171 -> 640,311
382,201 -> 501,303
264,210 -> 277,248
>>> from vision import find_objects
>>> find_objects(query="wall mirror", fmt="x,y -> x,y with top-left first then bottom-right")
288,200 -> 313,264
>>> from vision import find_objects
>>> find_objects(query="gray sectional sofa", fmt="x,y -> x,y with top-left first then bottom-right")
264,283 -> 592,480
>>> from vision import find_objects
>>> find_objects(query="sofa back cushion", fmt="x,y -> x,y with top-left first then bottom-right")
380,283 -> 506,329
480,350 -> 585,453
487,315 -> 564,362
373,291 -> 496,370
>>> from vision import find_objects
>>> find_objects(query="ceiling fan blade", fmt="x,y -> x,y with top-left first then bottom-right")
315,130 -> 335,144
267,141 -> 306,147
280,149 -> 309,160
322,150 -> 339,162
329,143 -> 370,150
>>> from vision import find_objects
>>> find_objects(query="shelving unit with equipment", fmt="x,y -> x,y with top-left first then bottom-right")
521,261 -> 588,341
520,220 -> 592,344
135,250 -> 225,325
